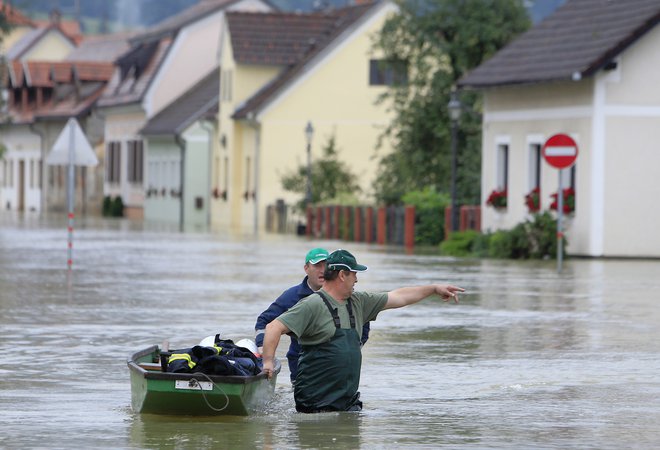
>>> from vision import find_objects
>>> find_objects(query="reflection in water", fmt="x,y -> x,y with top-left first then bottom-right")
1,214 -> 660,449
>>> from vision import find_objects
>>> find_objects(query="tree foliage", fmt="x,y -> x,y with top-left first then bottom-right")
372,0 -> 530,205
281,134 -> 361,213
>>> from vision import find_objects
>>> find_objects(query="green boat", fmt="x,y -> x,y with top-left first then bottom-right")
127,345 -> 281,416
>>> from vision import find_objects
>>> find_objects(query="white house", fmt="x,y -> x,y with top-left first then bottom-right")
460,0 -> 660,258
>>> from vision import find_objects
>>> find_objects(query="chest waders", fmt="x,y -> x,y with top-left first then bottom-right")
294,293 -> 363,413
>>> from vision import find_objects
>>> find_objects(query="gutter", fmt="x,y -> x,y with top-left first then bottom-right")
175,134 -> 186,231
200,120 -> 215,228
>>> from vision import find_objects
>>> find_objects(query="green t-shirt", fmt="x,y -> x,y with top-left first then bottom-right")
277,289 -> 388,346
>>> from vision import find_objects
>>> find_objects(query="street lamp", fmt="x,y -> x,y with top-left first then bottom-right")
304,121 -> 314,208
448,90 -> 462,233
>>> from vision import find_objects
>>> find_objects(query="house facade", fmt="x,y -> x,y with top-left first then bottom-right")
215,1 -> 398,233
460,0 -> 660,258
97,0 -> 272,220
141,70 -> 218,228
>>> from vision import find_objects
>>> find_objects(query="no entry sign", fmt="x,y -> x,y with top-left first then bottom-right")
542,134 -> 578,169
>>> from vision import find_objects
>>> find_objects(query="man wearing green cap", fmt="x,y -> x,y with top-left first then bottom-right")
261,249 -> 464,413
254,247 -> 371,382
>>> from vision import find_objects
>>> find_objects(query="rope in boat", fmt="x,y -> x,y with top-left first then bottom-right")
190,372 -> 230,412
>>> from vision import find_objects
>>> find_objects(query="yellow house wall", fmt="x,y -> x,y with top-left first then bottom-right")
249,4 -> 396,233
21,30 -> 74,60
213,16 -> 283,231
1,25 -> 33,53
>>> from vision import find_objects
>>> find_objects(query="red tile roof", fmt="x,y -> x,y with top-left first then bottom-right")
229,2 -> 378,119
0,0 -> 35,27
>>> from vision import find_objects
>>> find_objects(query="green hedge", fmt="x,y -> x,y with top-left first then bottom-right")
441,212 -> 565,259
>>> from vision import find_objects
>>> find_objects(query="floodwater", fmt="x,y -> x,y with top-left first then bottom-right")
1,213 -> 659,449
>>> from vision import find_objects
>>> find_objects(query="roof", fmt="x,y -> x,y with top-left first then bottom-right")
459,0 -> 660,88
230,2 -> 379,119
65,32 -> 135,62
97,0 -> 261,109
227,9 -> 357,66
4,60 -> 114,124
130,0 -> 239,44
0,0 -> 34,26
141,68 -> 219,136
96,37 -> 173,108
8,60 -> 114,87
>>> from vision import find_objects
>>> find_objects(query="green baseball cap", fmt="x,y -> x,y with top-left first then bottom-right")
305,247 -> 329,264
326,249 -> 368,272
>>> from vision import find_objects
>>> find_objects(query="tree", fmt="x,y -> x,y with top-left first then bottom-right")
372,0 -> 530,205
281,134 -> 361,213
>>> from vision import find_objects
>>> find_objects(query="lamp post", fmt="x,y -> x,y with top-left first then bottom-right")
448,90 -> 461,233
304,121 -> 314,208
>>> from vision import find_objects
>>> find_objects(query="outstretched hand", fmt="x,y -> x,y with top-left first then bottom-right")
435,284 -> 465,303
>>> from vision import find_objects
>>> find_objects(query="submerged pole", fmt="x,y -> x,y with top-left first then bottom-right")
67,121 -> 75,270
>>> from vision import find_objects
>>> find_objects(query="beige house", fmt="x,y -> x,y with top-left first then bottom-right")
216,1 -> 397,233
460,0 -> 660,258
97,0 -> 272,219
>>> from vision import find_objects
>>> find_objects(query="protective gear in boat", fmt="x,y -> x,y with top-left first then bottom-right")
166,335 -> 262,376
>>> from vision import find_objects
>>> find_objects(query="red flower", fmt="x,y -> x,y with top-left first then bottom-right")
525,187 -> 540,213
486,189 -> 507,208
550,188 -> 575,214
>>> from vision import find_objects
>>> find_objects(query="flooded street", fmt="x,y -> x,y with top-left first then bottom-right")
1,213 -> 660,449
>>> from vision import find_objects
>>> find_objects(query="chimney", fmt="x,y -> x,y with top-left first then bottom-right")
49,9 -> 62,25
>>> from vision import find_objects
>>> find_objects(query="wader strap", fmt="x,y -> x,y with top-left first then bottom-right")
318,291 -> 341,328
317,291 -> 357,329
346,297 -> 356,329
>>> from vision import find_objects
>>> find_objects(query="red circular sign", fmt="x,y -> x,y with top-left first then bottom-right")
542,134 -> 578,169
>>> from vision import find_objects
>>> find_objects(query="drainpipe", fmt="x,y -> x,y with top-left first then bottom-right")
29,122 -> 46,214
246,113 -> 260,236
175,134 -> 186,231
200,120 -> 214,228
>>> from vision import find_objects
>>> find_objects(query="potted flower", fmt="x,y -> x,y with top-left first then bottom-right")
486,189 -> 507,209
550,187 -> 575,214
525,187 -> 541,213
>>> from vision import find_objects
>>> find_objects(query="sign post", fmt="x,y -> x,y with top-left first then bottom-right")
542,133 -> 578,273
46,118 -> 98,270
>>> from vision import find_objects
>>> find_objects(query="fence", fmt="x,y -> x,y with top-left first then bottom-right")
267,202 -> 481,247
305,205 -> 480,247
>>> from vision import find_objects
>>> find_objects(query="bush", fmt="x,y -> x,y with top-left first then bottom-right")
437,209 -> 563,260
102,196 -> 124,217
440,230 -> 480,257
402,188 -> 450,246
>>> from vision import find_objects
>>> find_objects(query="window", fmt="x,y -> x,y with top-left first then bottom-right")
221,69 -> 233,102
127,140 -> 144,183
496,143 -> 509,191
369,59 -> 408,86
106,141 -> 121,184
528,143 -> 541,190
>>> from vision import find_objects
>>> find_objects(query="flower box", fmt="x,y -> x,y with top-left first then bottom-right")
550,187 -> 575,214
486,189 -> 507,209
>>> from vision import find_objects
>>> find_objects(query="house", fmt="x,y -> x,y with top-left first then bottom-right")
459,0 -> 660,258
97,0 -> 273,220
1,58 -> 114,213
4,10 -> 77,62
0,0 -> 36,55
141,69 -> 219,228
0,9 -> 128,215
215,1 -> 398,233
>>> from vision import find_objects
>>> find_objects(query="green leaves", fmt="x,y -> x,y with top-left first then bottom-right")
372,0 -> 529,206
280,135 -> 361,213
